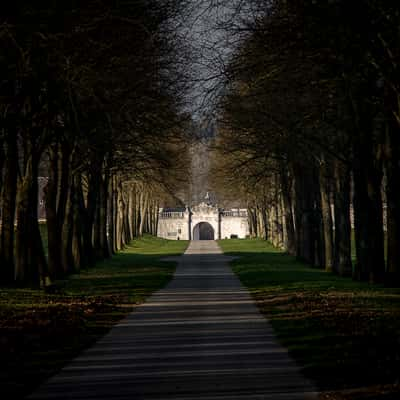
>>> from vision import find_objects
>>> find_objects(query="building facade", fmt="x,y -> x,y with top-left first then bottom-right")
157,202 -> 249,240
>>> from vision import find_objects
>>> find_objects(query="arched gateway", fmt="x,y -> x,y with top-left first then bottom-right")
193,222 -> 215,240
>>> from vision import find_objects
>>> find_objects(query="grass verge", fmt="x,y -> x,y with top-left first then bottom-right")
218,239 -> 400,400
0,235 -> 188,399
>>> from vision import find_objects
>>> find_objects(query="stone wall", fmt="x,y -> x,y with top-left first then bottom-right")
220,216 -> 249,239
157,211 -> 190,240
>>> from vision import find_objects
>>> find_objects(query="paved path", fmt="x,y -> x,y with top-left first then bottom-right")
29,241 -> 317,400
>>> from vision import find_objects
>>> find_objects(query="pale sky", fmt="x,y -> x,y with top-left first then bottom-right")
179,0 -> 257,120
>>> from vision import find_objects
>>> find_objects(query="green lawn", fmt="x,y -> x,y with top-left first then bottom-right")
219,239 -> 400,400
0,235 -> 188,399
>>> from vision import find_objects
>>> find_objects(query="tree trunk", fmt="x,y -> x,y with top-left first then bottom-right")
127,188 -> 134,239
139,190 -> 149,237
46,141 -> 72,278
313,173 -> 324,269
153,201 -> 159,235
58,141 -> 71,271
115,180 -> 124,250
280,169 -> 296,255
353,143 -> 385,283
83,170 -> 101,266
129,187 -> 137,238
134,189 -> 141,238
0,132 -> 18,284
333,160 -> 352,276
260,206 -> 268,241
112,175 -> 118,253
15,152 -> 48,285
76,175 -> 92,267
123,187 -> 131,243
294,166 -> 316,265
349,84 -> 385,284
272,202 -> 281,247
319,160 -> 334,272
247,207 -> 257,238
45,144 -> 62,280
256,206 -> 265,240
107,175 -> 116,254
274,177 -> 285,248
384,121 -> 400,286
93,175 -> 109,260
100,173 -> 110,258
62,176 -> 75,274
0,136 -> 5,194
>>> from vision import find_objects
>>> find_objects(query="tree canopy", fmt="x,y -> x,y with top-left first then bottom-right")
210,0 -> 400,285
0,0 -> 192,286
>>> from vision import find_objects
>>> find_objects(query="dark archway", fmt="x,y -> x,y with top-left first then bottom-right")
193,222 -> 215,240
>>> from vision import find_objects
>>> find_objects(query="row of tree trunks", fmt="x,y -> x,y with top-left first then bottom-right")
247,160 -> 354,279
0,0 -> 191,288
384,94 -> 400,286
0,137 -> 163,287
211,0 -> 400,286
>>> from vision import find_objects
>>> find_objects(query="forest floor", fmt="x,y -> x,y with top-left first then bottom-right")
0,236 -> 188,399
219,239 -> 400,400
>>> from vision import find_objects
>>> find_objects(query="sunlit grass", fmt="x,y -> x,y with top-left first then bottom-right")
65,235 -> 188,303
219,239 -> 400,398
0,235 -> 188,399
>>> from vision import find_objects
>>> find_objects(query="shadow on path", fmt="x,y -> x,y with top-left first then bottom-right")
29,241 -> 317,400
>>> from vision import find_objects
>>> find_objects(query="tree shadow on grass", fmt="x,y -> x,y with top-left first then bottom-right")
0,238 -> 189,399
228,250 -> 382,293
220,240 -> 400,397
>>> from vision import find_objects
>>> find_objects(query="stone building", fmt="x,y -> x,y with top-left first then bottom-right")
158,200 -> 249,241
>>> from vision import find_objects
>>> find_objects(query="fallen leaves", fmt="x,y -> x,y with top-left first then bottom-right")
0,293 -> 126,398
254,289 -> 400,398
319,383 -> 400,399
